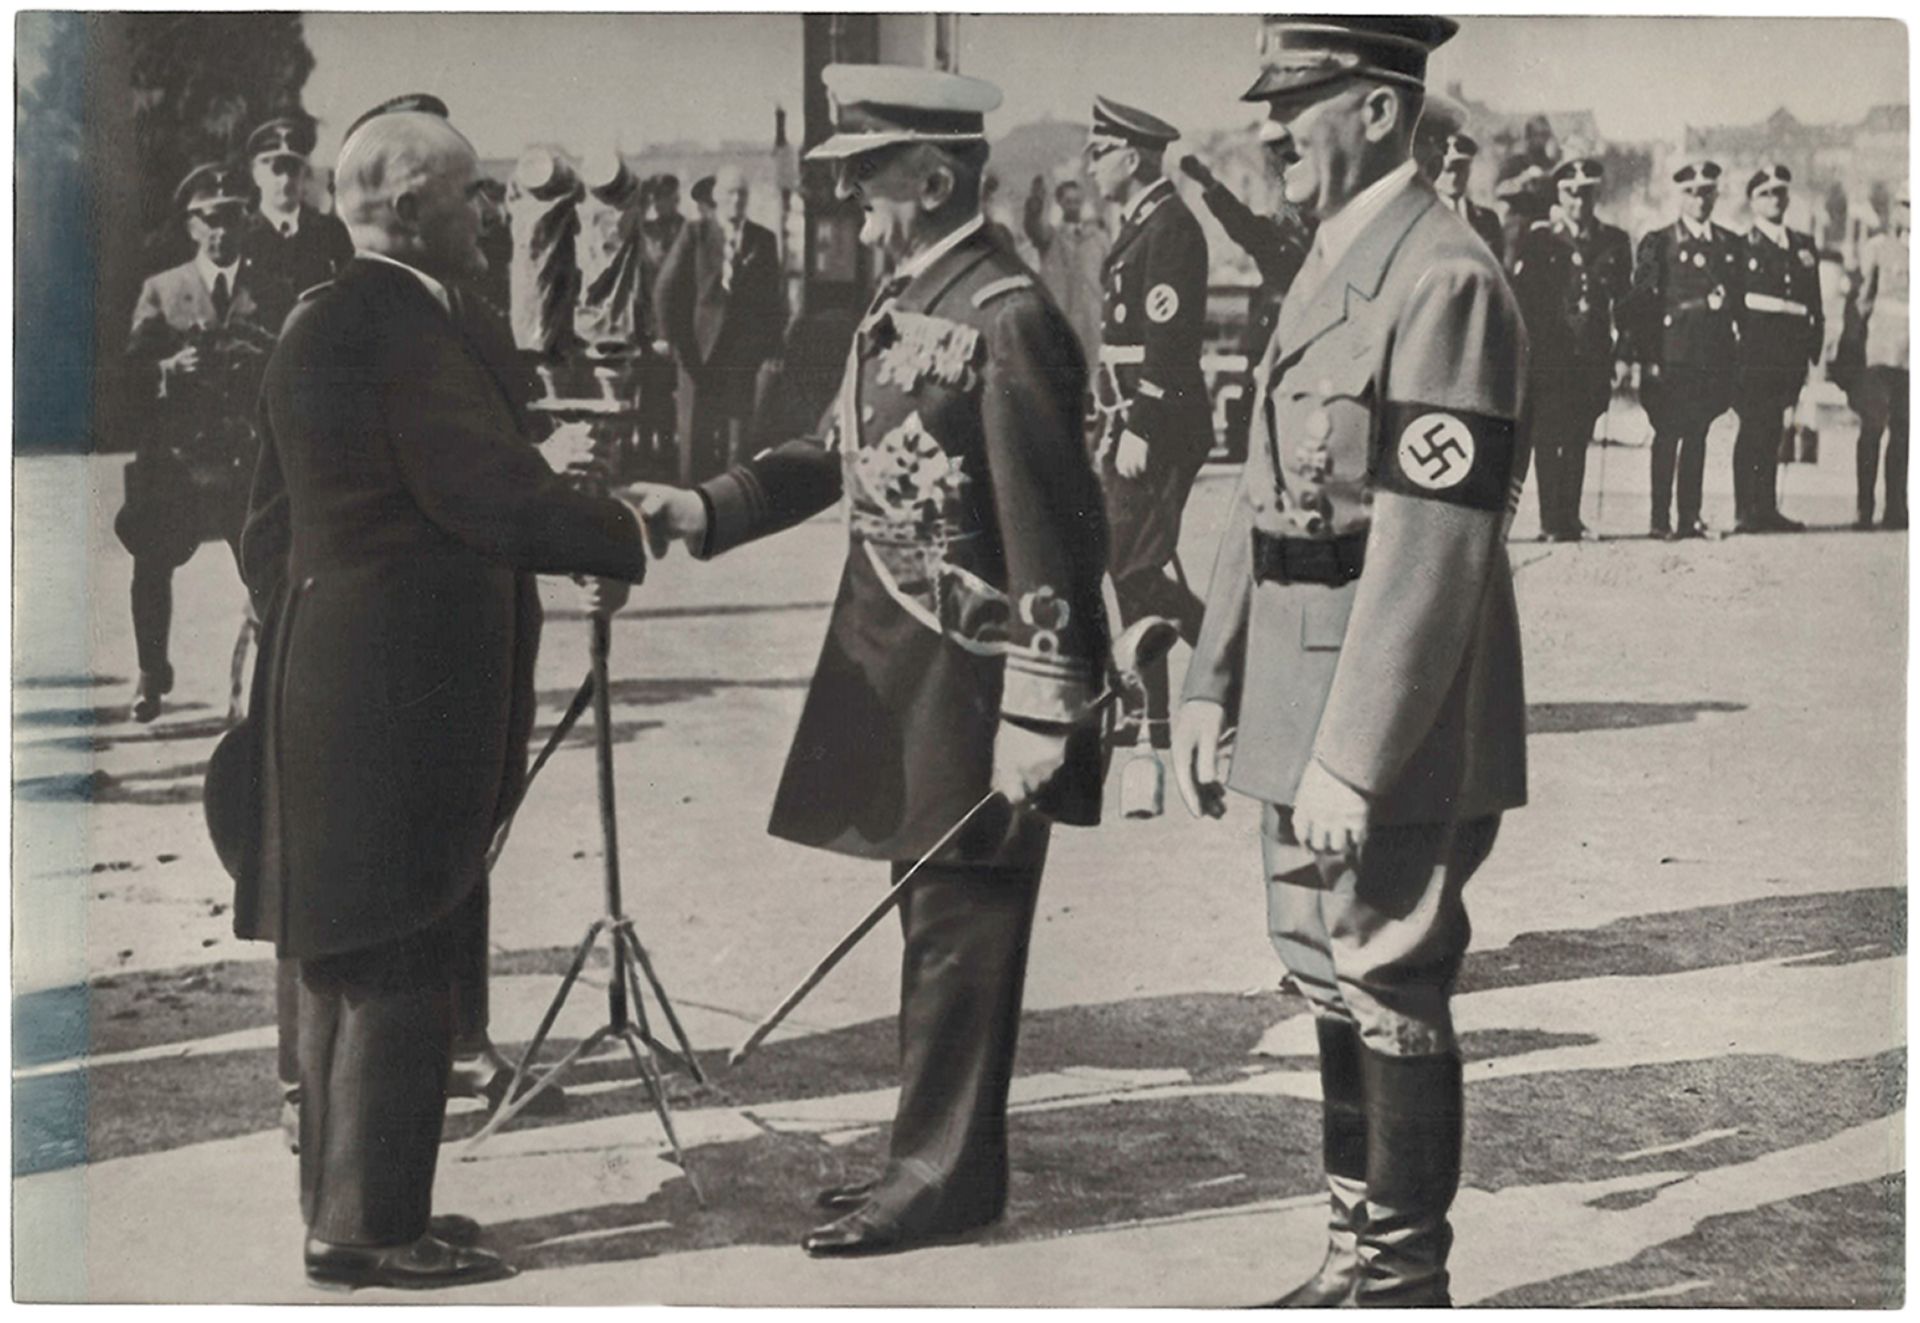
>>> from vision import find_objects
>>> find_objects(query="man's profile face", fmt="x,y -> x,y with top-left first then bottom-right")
1083,140 -> 1134,203
1435,158 -> 1469,200
414,143 -> 489,279
1681,187 -> 1715,224
1752,186 -> 1788,225
835,147 -> 922,261
1262,80 -> 1368,215
190,205 -> 247,266
253,154 -> 307,214
722,178 -> 750,225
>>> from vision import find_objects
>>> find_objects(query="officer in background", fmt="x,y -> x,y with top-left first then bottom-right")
1509,157 -> 1632,540
1175,15 -> 1528,1307
1624,159 -> 1745,539
241,116 -> 354,302
1085,95 -> 1212,819
1856,186 -> 1910,529
1429,132 -> 1504,260
117,163 -> 290,722
1178,151 -> 1316,389
1730,165 -> 1822,533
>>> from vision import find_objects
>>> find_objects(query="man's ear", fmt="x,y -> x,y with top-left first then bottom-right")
920,163 -> 957,214
391,189 -> 420,232
1363,86 -> 1404,144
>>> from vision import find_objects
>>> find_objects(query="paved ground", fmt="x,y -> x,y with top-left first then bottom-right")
10,401 -> 1907,1304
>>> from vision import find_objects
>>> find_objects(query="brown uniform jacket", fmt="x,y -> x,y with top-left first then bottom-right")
1184,175 -> 1530,826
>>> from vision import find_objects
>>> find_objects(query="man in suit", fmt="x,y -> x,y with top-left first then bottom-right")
1856,188 -> 1910,529
117,163 -> 290,723
241,116 -> 355,303
654,166 -> 786,484
631,63 -> 1109,1259
1173,16 -> 1529,1307
234,101 -> 648,1290
1429,131 -> 1504,260
1623,159 -> 1745,539
1085,95 -> 1212,819
1023,175 -> 1108,364
1509,156 -> 1633,541
1729,165 -> 1824,534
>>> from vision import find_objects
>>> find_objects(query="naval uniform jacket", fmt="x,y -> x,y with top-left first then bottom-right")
1737,223 -> 1823,395
1183,175 -> 1530,826
694,222 -> 1110,864
230,258 -> 646,959
242,205 -> 355,309
1510,213 -> 1632,415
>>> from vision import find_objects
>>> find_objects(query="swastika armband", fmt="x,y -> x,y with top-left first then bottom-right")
1374,401 -> 1518,512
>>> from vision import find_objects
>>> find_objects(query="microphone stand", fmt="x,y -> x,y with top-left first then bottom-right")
462,383 -> 707,1204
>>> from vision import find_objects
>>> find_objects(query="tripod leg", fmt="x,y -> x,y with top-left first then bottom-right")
616,923 -> 708,1085
474,920 -> 604,1140
467,1023 -> 613,1149
619,1027 -> 706,1206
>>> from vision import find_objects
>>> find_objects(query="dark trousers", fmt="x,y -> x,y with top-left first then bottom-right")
1732,372 -> 1802,526
869,849 -> 1045,1228
1857,366 -> 1910,524
1529,365 -> 1607,537
298,895 -> 470,1247
130,534 -> 240,681
676,361 -> 761,487
1645,365 -> 1731,531
279,880 -> 491,1088
1111,565 -> 1204,750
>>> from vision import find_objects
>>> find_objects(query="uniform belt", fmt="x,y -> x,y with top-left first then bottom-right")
1251,529 -> 1367,587
1098,344 -> 1145,365
1744,292 -> 1810,317
1670,296 -> 1726,314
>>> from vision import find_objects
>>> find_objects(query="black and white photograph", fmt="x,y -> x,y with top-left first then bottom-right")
9,8 -> 1910,1306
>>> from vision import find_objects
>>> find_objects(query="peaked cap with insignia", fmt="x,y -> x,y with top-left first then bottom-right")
808,64 -> 1002,161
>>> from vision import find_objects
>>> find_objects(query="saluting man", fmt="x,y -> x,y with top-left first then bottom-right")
1730,164 -> 1823,533
241,115 -> 355,304
1085,95 -> 1212,819
1173,16 -> 1529,1307
1509,156 -> 1632,541
632,64 -> 1110,1258
1623,159 -> 1745,539
1430,131 -> 1504,260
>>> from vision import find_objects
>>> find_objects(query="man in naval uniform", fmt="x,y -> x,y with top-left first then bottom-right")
1622,159 -> 1745,539
630,64 -> 1109,1258
1172,16 -> 1529,1307
1509,156 -> 1632,541
1429,131 -> 1504,260
1084,95 -> 1213,819
1730,164 -> 1823,533
241,115 -> 355,305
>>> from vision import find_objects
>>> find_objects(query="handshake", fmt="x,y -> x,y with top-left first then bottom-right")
543,423 -> 714,617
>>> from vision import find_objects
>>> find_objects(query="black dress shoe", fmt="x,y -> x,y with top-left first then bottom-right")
814,1178 -> 880,1213
1765,511 -> 1805,533
429,1213 -> 483,1246
1254,1248 -> 1359,1307
801,1207 -> 996,1259
304,1233 -> 516,1291
1673,519 -> 1709,540
1650,523 -> 1673,540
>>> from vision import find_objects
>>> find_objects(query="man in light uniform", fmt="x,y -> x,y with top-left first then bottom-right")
1173,15 -> 1529,1307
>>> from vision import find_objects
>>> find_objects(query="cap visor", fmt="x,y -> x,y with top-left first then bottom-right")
1241,68 -> 1352,105
805,130 -> 915,162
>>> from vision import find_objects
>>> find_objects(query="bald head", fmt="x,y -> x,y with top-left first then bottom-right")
335,113 -> 488,280
714,165 -> 750,225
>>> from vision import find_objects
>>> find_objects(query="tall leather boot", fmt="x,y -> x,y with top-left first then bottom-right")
1354,1049 -> 1463,1308
1266,1017 -> 1367,1307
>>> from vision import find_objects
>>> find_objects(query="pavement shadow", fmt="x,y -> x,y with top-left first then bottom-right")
532,675 -> 809,710
15,673 -> 128,690
14,760 -> 211,805
1526,700 -> 1746,735
543,600 -> 834,623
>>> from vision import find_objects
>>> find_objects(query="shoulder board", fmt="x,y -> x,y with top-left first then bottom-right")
295,280 -> 335,304
972,274 -> 1034,309
1529,218 -> 1553,231
1135,191 -> 1170,226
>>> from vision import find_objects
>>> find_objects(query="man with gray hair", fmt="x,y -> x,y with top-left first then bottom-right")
225,95 -> 649,1291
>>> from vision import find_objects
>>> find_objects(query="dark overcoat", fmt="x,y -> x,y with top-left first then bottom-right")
231,257 -> 645,959
695,222 -> 1110,865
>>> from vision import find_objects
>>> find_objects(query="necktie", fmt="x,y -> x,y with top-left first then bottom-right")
280,220 -> 294,238
211,271 -> 231,322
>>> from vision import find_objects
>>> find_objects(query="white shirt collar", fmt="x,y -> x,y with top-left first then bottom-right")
261,205 -> 300,237
1121,176 -> 1174,226
196,254 -> 240,297
1753,217 -> 1788,247
1312,159 -> 1421,274
895,212 -> 986,284
1679,214 -> 1714,242
357,250 -> 451,314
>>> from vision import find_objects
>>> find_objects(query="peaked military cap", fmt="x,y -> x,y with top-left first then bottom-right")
1244,15 -> 1459,102
174,162 -> 251,215
342,92 -> 450,145
808,64 -> 1002,161
1746,163 -> 1792,196
246,115 -> 318,163
1554,157 -> 1604,192
1672,158 -> 1722,193
1438,132 -> 1479,166
1089,96 -> 1181,150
